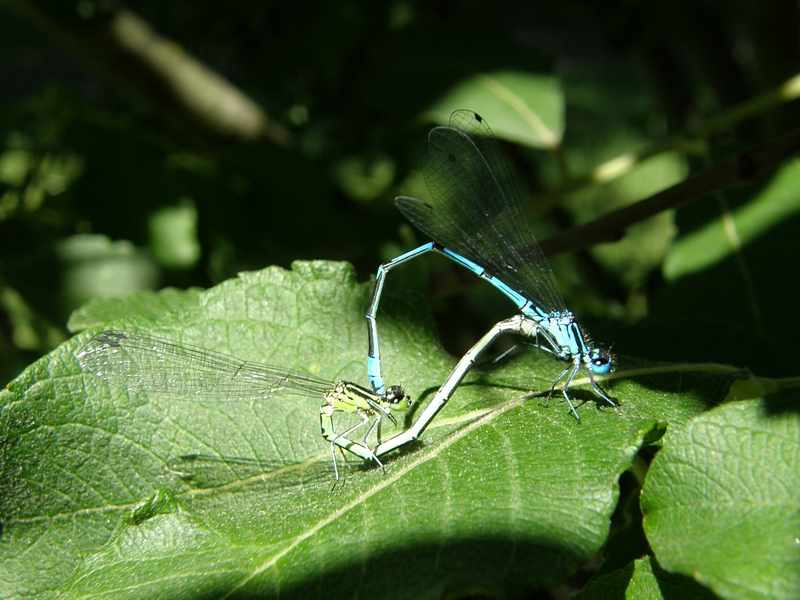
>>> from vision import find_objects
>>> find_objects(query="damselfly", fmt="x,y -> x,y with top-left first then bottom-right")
366,110 -> 614,455
76,330 -> 408,482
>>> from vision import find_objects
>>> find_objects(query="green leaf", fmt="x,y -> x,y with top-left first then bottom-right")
1,261 -> 744,599
425,70 -> 565,149
66,286 -> 203,332
3,234 -> 161,325
663,159 -> 800,280
570,149 -> 685,290
642,396 -> 800,600
147,199 -> 201,269
573,556 -> 719,600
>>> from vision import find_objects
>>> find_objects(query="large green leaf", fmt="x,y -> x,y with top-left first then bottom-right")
663,159 -> 800,280
1,261 -> 742,599
642,396 -> 800,600
424,70 -> 565,149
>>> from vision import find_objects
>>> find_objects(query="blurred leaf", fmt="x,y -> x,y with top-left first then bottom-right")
1,234 -> 160,325
57,234 -> 161,310
0,260 -> 746,599
0,136 -> 85,221
642,397 -> 800,600
568,151 -> 685,291
331,154 -> 396,201
147,199 -> 201,269
426,71 -> 565,149
0,148 -> 32,186
664,159 -> 800,280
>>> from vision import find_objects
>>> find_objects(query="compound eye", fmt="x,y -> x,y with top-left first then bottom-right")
385,385 -> 405,404
591,348 -> 613,374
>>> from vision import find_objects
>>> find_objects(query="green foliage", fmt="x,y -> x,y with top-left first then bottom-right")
642,398 -> 800,600
1,1 -> 800,598
2,263 -> 797,598
664,159 -> 800,279
574,555 -> 719,600
425,71 -> 566,148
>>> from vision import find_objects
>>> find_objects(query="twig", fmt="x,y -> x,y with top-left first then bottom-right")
540,126 -> 800,257
6,2 -> 293,147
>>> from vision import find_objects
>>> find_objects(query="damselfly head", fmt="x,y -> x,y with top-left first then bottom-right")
589,347 -> 613,375
385,385 -> 411,410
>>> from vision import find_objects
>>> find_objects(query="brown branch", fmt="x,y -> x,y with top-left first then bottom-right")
539,126 -> 800,257
5,1 -> 292,147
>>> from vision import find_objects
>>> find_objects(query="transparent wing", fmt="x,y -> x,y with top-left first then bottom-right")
75,330 -> 333,401
396,109 -> 566,313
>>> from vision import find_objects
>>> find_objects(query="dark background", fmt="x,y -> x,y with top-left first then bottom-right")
1,0 -> 799,386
